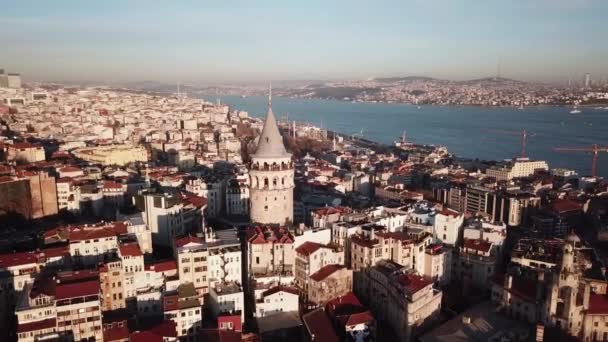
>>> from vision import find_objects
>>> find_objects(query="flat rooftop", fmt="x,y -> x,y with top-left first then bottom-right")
419,301 -> 530,342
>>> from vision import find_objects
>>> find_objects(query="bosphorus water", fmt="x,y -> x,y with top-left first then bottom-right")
207,95 -> 608,177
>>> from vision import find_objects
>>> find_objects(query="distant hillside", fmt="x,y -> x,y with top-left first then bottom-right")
374,76 -> 438,83
454,77 -> 529,85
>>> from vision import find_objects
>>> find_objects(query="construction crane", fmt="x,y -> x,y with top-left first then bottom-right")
554,144 -> 608,177
488,129 -> 534,158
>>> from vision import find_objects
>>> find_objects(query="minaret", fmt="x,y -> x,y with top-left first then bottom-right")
249,83 -> 294,225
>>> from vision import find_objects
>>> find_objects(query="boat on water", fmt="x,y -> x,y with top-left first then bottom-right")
240,95 -> 247,98
570,108 -> 582,114
518,104 -> 524,110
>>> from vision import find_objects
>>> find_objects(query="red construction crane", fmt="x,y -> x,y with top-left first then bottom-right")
554,144 -> 608,177
488,129 -> 532,158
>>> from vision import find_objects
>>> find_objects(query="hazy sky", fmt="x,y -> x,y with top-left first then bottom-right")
1,0 -> 607,84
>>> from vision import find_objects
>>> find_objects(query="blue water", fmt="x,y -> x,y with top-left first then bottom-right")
206,95 -> 608,177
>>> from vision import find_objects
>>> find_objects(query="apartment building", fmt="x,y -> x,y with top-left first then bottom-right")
356,260 -> 442,341
294,241 -> 344,293
247,226 -> 295,278
308,264 -> 353,306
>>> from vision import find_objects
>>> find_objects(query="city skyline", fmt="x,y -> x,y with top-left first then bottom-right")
1,0 -> 607,84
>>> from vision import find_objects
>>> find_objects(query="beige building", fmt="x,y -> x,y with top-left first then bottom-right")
163,283 -> 202,340
7,143 -> 45,164
308,264 -> 353,306
249,90 -> 294,225
0,171 -> 58,220
247,226 -> 294,278
356,259 -> 442,341
99,259 -> 126,311
175,235 -> 209,300
73,144 -> 148,166
294,241 -> 344,293
485,158 -> 549,181
54,271 -> 103,341
350,227 -> 433,275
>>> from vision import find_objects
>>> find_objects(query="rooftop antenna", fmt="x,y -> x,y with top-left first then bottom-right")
269,81 -> 272,108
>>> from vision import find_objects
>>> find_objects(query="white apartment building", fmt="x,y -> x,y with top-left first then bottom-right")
137,192 -> 184,247
208,282 -> 245,322
294,241 -> 344,292
118,243 -> 144,300
433,208 -> 464,246
255,285 -> 299,318
175,236 -> 209,299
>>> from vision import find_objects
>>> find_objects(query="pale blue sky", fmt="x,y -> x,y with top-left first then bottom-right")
1,0 -> 606,83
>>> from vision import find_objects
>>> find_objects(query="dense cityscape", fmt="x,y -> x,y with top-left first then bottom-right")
0,66 -> 607,342
175,74 -> 608,107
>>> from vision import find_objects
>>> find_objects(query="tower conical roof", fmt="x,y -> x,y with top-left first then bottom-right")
253,86 -> 290,158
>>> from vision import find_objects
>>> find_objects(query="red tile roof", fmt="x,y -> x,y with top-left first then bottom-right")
313,206 -> 351,217
58,166 -> 82,173
463,238 -> 493,254
130,331 -> 164,342
103,325 -> 130,341
10,142 -> 41,149
17,318 -> 56,333
68,221 -> 127,242
310,264 -> 346,282
397,274 -> 432,295
55,279 -> 99,300
589,293 -> 608,315
132,320 -> 177,340
178,192 -> 207,208
0,251 -> 40,268
119,243 -> 143,257
295,241 -> 324,256
325,292 -> 374,330
247,226 -> 294,245
345,311 -> 375,327
550,199 -> 583,215
262,285 -> 299,298
145,260 -> 177,272
175,235 -> 203,248
199,329 -> 242,342
103,180 -> 124,190
42,244 -> 69,259
302,308 -> 340,342
438,208 -> 461,217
